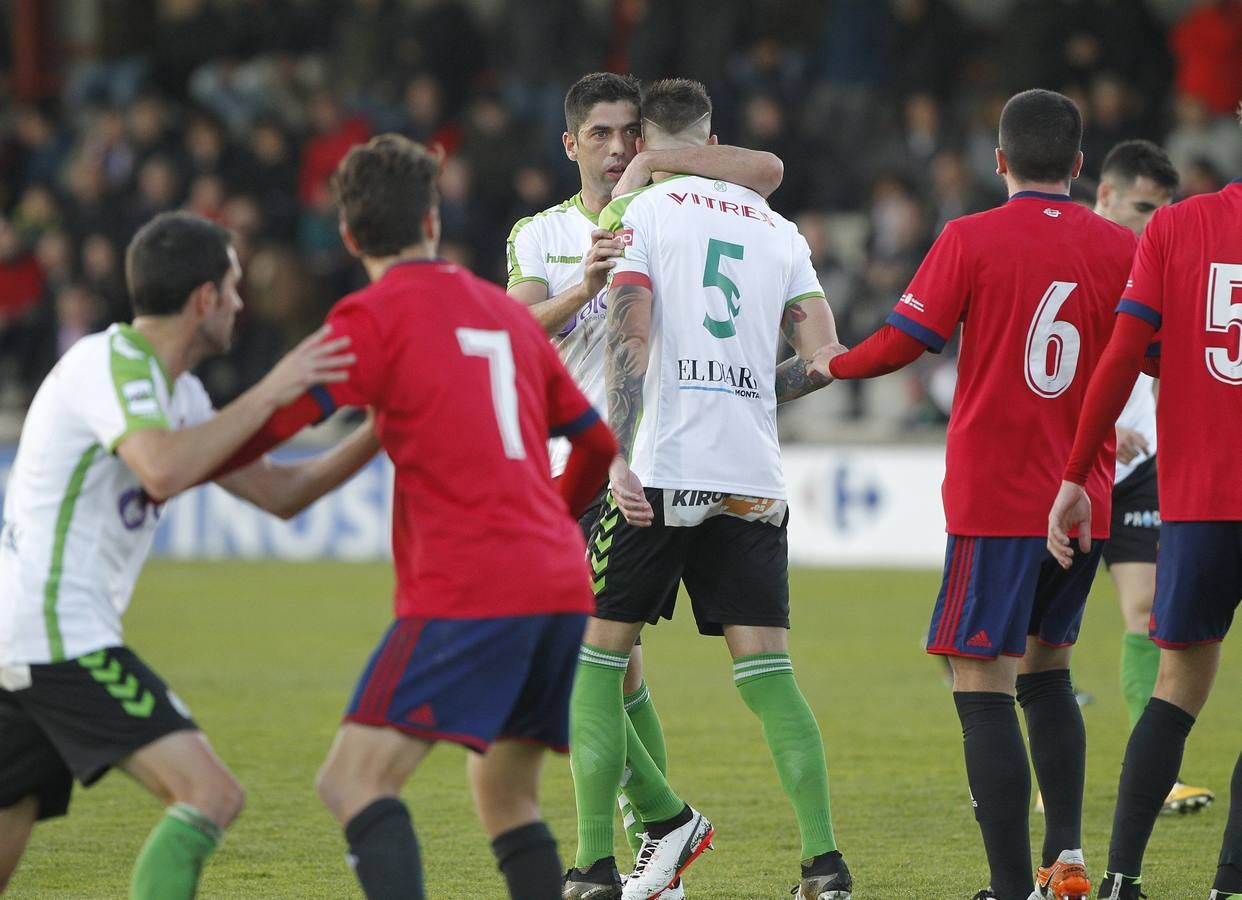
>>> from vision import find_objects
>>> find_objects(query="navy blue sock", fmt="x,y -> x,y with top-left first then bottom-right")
1215,750 -> 1242,894
1108,698 -> 1195,877
345,797 -> 424,900
492,821 -> 561,900
1017,669 -> 1084,867
954,691 -> 1033,900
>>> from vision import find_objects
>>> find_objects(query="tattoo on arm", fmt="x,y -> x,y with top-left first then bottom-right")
774,354 -> 830,405
780,301 -> 808,345
604,282 -> 652,459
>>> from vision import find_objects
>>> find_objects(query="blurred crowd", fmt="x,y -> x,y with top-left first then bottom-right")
1,0 -> 1240,428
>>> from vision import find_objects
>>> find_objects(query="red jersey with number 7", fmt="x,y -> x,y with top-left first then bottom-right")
886,192 -> 1136,537
1118,180 -> 1242,520
318,260 -> 598,619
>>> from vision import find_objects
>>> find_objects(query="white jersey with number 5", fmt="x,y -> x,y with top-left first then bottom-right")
600,175 -> 824,499
0,324 -> 214,665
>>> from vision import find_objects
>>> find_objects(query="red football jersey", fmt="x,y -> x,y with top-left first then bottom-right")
323,260 -> 598,619
1120,180 -> 1242,520
887,192 -> 1137,537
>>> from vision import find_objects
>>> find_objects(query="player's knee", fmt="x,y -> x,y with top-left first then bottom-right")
183,771 -> 245,829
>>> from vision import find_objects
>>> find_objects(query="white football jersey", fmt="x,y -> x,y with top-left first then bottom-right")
0,324 -> 214,665
601,175 -> 824,499
1115,373 -> 1156,485
506,193 -> 607,477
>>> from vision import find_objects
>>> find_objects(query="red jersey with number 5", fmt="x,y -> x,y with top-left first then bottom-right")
886,192 -> 1136,536
320,260 -> 598,619
1118,180 -> 1242,520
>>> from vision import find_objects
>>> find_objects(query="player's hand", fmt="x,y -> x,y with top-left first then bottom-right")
1115,426 -> 1149,466
582,229 -> 623,299
612,152 -> 653,198
808,342 -> 849,382
609,455 -> 653,527
1047,480 -> 1092,569
260,325 -> 354,407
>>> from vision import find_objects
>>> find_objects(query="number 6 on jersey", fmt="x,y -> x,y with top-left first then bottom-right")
1025,280 -> 1080,398
456,328 -> 527,459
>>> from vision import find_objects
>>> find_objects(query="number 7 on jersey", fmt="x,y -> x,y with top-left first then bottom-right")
456,328 -> 527,459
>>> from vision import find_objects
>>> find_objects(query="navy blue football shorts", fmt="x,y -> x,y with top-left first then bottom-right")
926,535 -> 1103,659
1150,521 -> 1242,648
344,614 -> 587,753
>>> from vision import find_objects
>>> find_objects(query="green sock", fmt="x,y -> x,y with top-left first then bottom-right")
1121,632 -> 1160,729
621,714 -> 683,825
734,653 -> 836,860
620,681 -> 669,855
570,644 -> 630,868
130,803 -> 222,900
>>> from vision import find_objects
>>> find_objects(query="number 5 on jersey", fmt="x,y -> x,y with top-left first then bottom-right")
1025,280 -> 1080,398
456,328 -> 527,459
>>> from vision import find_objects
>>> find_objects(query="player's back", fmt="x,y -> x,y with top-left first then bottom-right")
942,193 -> 1136,536
326,261 -> 592,619
603,175 -> 816,498
1128,181 -> 1242,519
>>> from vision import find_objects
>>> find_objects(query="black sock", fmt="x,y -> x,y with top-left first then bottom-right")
492,821 -> 561,900
1108,697 -> 1195,877
954,691 -> 1033,900
646,804 -> 691,840
344,797 -> 424,900
1017,669 -> 1084,866
1214,749 -> 1242,894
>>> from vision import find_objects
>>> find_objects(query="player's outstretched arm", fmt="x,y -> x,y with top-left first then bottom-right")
509,228 -> 622,337
775,296 -> 842,404
1047,311 -> 1155,568
612,146 -> 784,199
603,278 -> 655,526
117,327 -> 353,502
216,414 -> 381,520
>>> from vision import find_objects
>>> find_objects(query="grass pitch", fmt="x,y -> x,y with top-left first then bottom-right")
14,561 -> 1238,899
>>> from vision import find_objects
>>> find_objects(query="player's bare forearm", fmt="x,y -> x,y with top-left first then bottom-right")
604,282 -> 652,458
510,279 -> 581,336
218,417 -> 381,519
629,146 -> 784,198
775,355 -> 833,404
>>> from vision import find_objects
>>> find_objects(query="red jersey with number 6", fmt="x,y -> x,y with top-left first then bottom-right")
320,260 -> 598,619
1118,180 -> 1242,520
886,192 -> 1136,537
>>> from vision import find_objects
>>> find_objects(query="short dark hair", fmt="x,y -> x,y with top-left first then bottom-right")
999,89 -> 1082,183
564,72 -> 641,134
1100,139 -> 1179,192
332,134 -> 439,258
640,78 -> 712,135
125,211 -> 232,317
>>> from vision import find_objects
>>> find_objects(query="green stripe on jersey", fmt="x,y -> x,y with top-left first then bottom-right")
109,326 -> 169,447
44,444 -> 101,661
784,291 -> 826,309
598,175 -> 690,234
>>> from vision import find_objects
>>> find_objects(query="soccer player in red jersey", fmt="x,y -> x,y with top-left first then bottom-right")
1048,115 -> 1242,900
823,90 -> 1137,900
222,135 -> 617,900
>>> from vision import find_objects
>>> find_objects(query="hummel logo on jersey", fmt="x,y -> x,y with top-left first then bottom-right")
1043,207 -> 1062,218
545,253 -> 583,264
407,704 -> 436,727
668,192 -> 776,227
966,630 -> 991,648
898,292 -> 925,312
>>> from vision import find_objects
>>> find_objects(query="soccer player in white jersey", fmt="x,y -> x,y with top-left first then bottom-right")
1094,139 -> 1214,815
0,212 -> 375,897
566,78 -> 850,900
505,72 -> 783,899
